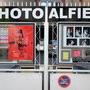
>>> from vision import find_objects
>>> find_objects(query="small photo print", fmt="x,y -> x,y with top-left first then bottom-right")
66,27 -> 73,37
67,39 -> 77,46
85,50 -> 90,57
61,51 -> 70,61
72,50 -> 81,58
75,27 -> 82,37
80,39 -> 90,46
83,27 -> 90,37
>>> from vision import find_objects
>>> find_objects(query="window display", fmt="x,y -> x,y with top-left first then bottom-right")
59,24 -> 90,70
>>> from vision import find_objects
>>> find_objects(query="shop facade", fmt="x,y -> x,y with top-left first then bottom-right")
0,1 -> 90,90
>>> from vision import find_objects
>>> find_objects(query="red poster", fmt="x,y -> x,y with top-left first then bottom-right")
8,25 -> 34,61
72,50 -> 81,57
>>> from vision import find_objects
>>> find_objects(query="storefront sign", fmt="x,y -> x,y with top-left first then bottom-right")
0,7 -> 45,22
0,7 -> 90,22
48,7 -> 90,22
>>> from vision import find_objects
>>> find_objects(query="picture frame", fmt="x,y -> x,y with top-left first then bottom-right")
71,49 -> 82,58
61,50 -> 70,61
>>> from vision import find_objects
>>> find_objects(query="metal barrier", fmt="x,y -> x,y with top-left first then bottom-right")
0,69 -> 44,90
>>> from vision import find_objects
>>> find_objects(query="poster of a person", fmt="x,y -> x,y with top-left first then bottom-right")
66,27 -> 73,37
75,27 -> 82,37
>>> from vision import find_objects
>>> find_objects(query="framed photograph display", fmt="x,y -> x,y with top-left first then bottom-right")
59,23 -> 90,64
62,25 -> 90,48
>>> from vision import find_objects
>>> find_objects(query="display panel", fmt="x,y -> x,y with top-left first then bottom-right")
8,25 -> 34,61
63,26 -> 90,47
59,23 -> 90,69
61,51 -> 70,61
0,24 -> 35,62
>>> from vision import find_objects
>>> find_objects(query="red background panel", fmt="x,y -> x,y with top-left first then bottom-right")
8,25 -> 34,60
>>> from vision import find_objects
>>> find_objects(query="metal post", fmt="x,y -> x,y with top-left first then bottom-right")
44,2 -> 48,90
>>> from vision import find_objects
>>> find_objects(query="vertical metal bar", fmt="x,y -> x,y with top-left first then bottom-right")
29,2 -> 31,6
57,23 -> 59,65
66,2 -> 68,6
34,23 -> 36,66
21,2 -> 24,6
88,2 -> 90,6
8,1 -> 10,6
17,2 -> 19,6
70,2 -> 72,6
1,2 -> 2,6
47,2 -> 50,6
52,24 -> 53,65
44,2 -> 48,90
62,0 -> 66,6
59,24 -> 62,63
79,2 -> 81,6
12,1 -> 15,6
53,2 -> 56,6
35,24 -> 37,65
4,2 -> 7,6
25,2 -> 28,6
39,25 -> 41,65
0,2 -> 1,6
83,2 -> 85,6
34,2 -> 36,6
79,0 -> 83,6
